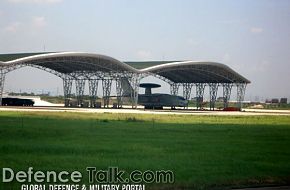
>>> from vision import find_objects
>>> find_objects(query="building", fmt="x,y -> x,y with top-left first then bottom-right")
0,52 -> 250,110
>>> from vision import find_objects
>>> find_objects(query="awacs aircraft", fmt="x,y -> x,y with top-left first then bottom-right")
121,78 -> 188,109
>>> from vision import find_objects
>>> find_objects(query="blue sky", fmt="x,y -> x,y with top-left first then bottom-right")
1,0 -> 290,100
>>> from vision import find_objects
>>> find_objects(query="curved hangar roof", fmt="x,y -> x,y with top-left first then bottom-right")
141,61 -> 250,83
0,52 -> 250,83
0,52 -> 138,73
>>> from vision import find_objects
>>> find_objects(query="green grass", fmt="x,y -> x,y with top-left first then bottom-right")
0,111 -> 290,189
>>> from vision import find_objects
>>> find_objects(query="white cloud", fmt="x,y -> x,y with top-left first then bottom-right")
187,38 -> 194,44
222,53 -> 231,62
3,22 -> 21,32
250,27 -> 263,34
136,50 -> 152,60
187,38 -> 199,46
32,16 -> 47,28
7,0 -> 62,4
251,60 -> 270,72
3,17 -> 47,33
218,20 -> 241,24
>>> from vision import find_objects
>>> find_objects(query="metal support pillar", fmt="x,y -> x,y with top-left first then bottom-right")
208,83 -> 219,110
102,79 -> 112,108
116,78 -> 123,108
237,83 -> 247,110
170,83 -> 180,96
182,83 -> 193,108
222,83 -> 232,108
88,79 -> 98,107
196,83 -> 206,110
128,74 -> 140,108
63,76 -> 73,107
182,83 -> 193,100
75,79 -> 86,107
0,69 -> 5,106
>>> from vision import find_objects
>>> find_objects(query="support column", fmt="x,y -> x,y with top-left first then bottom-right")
222,83 -> 232,108
102,79 -> 112,108
116,78 -> 123,108
182,83 -> 193,108
63,76 -> 73,107
196,83 -> 206,110
170,83 -> 180,96
128,74 -> 140,108
237,83 -> 247,110
0,69 -> 5,106
208,83 -> 219,110
75,79 -> 86,107
88,79 -> 98,107
182,83 -> 193,100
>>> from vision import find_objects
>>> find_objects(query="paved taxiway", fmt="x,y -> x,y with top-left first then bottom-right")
0,106 -> 290,116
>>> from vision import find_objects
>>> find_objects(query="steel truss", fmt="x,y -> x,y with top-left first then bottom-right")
88,79 -> 98,107
0,69 -> 6,106
102,79 -> 112,108
182,83 -> 193,100
116,78 -> 123,108
182,83 -> 193,108
128,74 -> 140,108
62,76 -> 73,107
222,83 -> 232,108
29,64 -> 64,78
236,83 -> 247,109
150,73 -> 173,84
0,55 -> 249,111
170,83 -> 180,96
75,79 -> 86,107
196,83 -> 206,110
208,83 -> 219,110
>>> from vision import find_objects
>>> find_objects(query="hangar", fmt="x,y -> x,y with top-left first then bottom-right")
0,52 -> 250,110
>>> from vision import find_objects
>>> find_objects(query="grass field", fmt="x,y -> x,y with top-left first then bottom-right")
0,111 -> 290,189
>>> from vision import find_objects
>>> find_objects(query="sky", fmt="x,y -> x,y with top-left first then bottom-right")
0,0 -> 290,101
